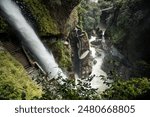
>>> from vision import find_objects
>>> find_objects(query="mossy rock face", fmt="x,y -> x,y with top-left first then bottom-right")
19,0 -> 60,36
47,40 -> 72,72
0,50 -> 42,100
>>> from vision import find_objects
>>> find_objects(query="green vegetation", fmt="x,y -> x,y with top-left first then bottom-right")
23,0 -> 60,35
78,0 -> 112,35
1,49 -> 149,100
0,0 -> 60,35
36,72 -> 150,100
29,0 -> 81,37
102,77 -> 150,100
0,50 -> 42,99
106,0 -> 147,44
38,75 -> 100,100
78,0 -> 99,33
47,40 -> 72,71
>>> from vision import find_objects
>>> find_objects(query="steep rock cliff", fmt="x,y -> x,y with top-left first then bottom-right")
69,26 -> 92,78
105,0 -> 150,77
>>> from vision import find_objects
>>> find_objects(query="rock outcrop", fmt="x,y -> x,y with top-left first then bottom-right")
69,26 -> 92,79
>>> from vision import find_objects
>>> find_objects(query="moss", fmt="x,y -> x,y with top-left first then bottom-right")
23,0 -> 60,35
0,50 -> 42,99
47,41 -> 72,71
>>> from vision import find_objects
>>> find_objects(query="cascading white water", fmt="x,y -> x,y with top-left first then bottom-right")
90,0 -> 98,3
89,36 -> 109,92
0,0 -> 66,79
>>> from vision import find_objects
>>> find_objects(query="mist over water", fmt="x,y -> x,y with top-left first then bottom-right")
0,0 -> 66,79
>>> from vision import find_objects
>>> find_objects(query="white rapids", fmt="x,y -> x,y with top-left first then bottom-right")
89,36 -> 109,92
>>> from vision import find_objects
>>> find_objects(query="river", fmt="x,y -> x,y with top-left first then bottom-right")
89,35 -> 109,93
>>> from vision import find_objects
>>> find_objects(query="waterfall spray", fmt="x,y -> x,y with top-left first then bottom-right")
0,0 -> 66,79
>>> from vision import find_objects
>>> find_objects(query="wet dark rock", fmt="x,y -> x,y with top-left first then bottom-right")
69,26 -> 92,78
93,59 -> 97,65
90,40 -> 102,46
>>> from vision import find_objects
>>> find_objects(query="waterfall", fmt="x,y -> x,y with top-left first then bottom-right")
0,0 -> 66,79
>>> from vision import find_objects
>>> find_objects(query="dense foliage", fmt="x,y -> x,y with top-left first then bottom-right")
78,0 -> 112,35
102,72 -> 150,100
104,78 -> 150,100
0,50 -> 42,99
47,40 -> 72,72
37,74 -> 100,100
37,73 -> 150,100
1,47 -> 150,100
